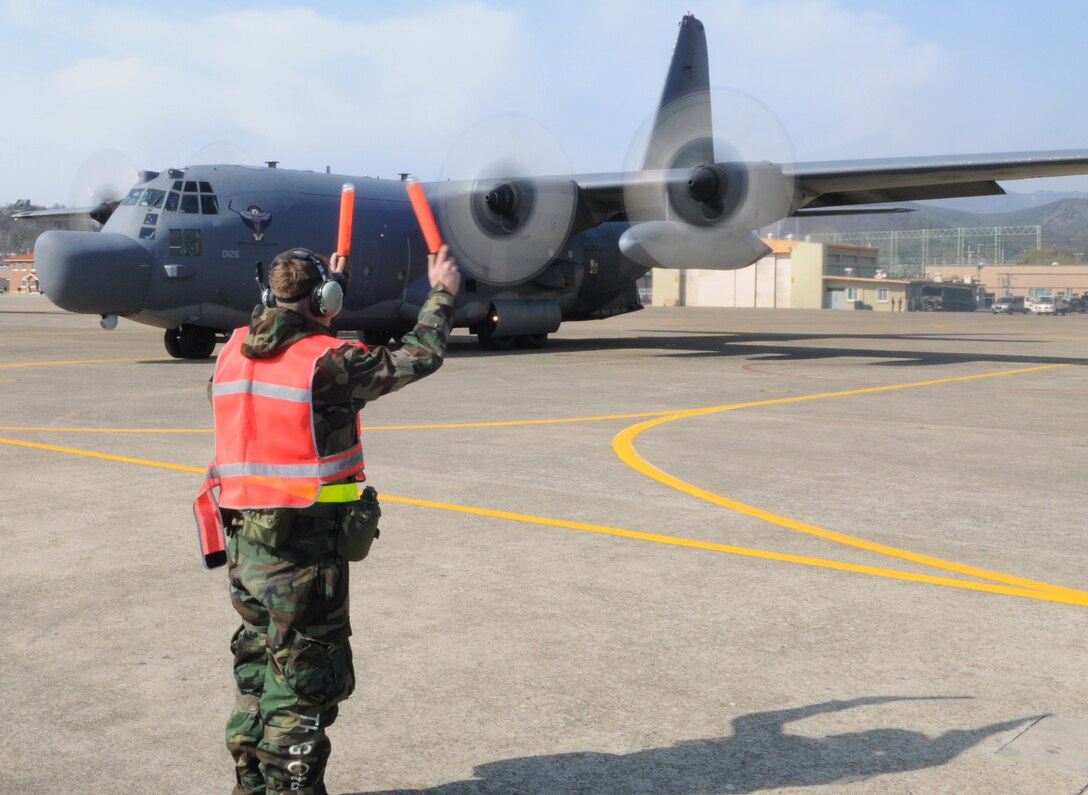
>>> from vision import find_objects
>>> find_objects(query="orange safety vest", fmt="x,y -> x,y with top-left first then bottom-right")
193,328 -> 367,568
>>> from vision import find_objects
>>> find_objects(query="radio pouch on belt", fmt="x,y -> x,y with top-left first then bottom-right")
338,485 -> 381,561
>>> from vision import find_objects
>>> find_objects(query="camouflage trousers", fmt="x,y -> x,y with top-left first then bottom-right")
225,505 -> 355,795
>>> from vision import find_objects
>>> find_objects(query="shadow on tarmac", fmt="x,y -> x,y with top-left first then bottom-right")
348,696 -> 1032,795
446,330 -> 1088,368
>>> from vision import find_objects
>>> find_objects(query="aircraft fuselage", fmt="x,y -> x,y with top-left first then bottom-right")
35,164 -> 647,354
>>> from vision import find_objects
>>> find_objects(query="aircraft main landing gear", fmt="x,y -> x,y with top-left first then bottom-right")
515,333 -> 548,349
164,325 -> 217,359
475,327 -> 549,351
476,326 -> 515,351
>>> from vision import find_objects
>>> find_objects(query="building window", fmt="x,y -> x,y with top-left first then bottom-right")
877,287 -> 889,302
846,287 -> 859,300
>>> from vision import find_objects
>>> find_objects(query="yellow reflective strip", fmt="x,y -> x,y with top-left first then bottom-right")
315,483 -> 361,502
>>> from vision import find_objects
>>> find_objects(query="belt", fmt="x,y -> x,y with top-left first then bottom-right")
315,483 -> 363,503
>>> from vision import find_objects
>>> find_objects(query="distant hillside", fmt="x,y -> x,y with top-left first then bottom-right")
0,205 -> 55,256
790,196 -> 1088,260
917,190 -> 1088,214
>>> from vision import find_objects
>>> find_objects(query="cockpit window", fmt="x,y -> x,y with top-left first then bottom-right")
164,180 -> 219,215
139,189 -> 166,209
122,188 -> 143,206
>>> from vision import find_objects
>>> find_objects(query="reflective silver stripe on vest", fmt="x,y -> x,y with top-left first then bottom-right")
215,448 -> 363,480
212,380 -> 311,402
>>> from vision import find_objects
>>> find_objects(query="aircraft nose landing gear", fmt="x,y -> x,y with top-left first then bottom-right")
164,324 -> 217,359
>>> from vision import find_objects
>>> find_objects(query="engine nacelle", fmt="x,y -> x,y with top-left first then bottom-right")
620,159 -> 792,271
619,222 -> 771,271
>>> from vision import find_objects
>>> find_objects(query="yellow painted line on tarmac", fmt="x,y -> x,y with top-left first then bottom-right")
0,432 -> 1083,605
0,357 -> 171,368
381,497 -> 1088,606
0,437 -> 203,473
0,409 -> 684,435
0,426 -> 211,434
358,409 -> 681,431
613,362 -> 1086,600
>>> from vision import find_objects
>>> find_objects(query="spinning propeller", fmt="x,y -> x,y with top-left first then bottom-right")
426,85 -> 795,285
620,87 -> 796,270
433,114 -> 578,287
67,149 -> 139,228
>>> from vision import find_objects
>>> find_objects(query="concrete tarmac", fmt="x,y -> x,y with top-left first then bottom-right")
1,294 -> 1086,794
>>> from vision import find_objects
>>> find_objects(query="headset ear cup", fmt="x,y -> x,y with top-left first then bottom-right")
312,280 -> 344,317
262,287 -> 277,308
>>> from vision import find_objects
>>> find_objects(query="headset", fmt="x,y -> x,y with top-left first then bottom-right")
257,248 -> 345,317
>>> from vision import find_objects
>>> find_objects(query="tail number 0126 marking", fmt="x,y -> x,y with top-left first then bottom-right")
222,250 -> 241,259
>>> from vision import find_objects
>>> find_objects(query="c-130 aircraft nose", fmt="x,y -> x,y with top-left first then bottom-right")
34,230 -> 152,316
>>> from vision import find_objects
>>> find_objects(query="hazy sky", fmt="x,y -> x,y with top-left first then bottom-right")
4,0 -> 1088,206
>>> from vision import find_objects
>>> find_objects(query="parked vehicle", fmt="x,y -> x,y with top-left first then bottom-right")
1031,296 -> 1070,315
992,296 -> 1028,314
913,283 -> 977,312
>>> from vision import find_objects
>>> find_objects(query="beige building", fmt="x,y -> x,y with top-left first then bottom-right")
652,239 -> 911,310
924,263 -> 1088,301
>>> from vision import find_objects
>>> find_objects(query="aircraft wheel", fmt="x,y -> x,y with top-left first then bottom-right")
515,333 -> 548,349
179,324 -> 217,359
476,327 -> 515,351
164,328 -> 183,359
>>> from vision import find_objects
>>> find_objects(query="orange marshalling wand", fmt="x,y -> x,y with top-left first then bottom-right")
337,183 -> 355,256
405,180 -> 443,254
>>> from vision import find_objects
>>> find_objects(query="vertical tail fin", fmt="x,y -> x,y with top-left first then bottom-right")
642,14 -> 713,171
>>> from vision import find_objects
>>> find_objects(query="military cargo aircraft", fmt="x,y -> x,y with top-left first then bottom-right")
19,14 -> 1088,357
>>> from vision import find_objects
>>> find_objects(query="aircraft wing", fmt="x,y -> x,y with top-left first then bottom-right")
13,208 -> 91,221
568,149 -> 1088,229
786,149 -> 1088,210
14,202 -> 118,224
